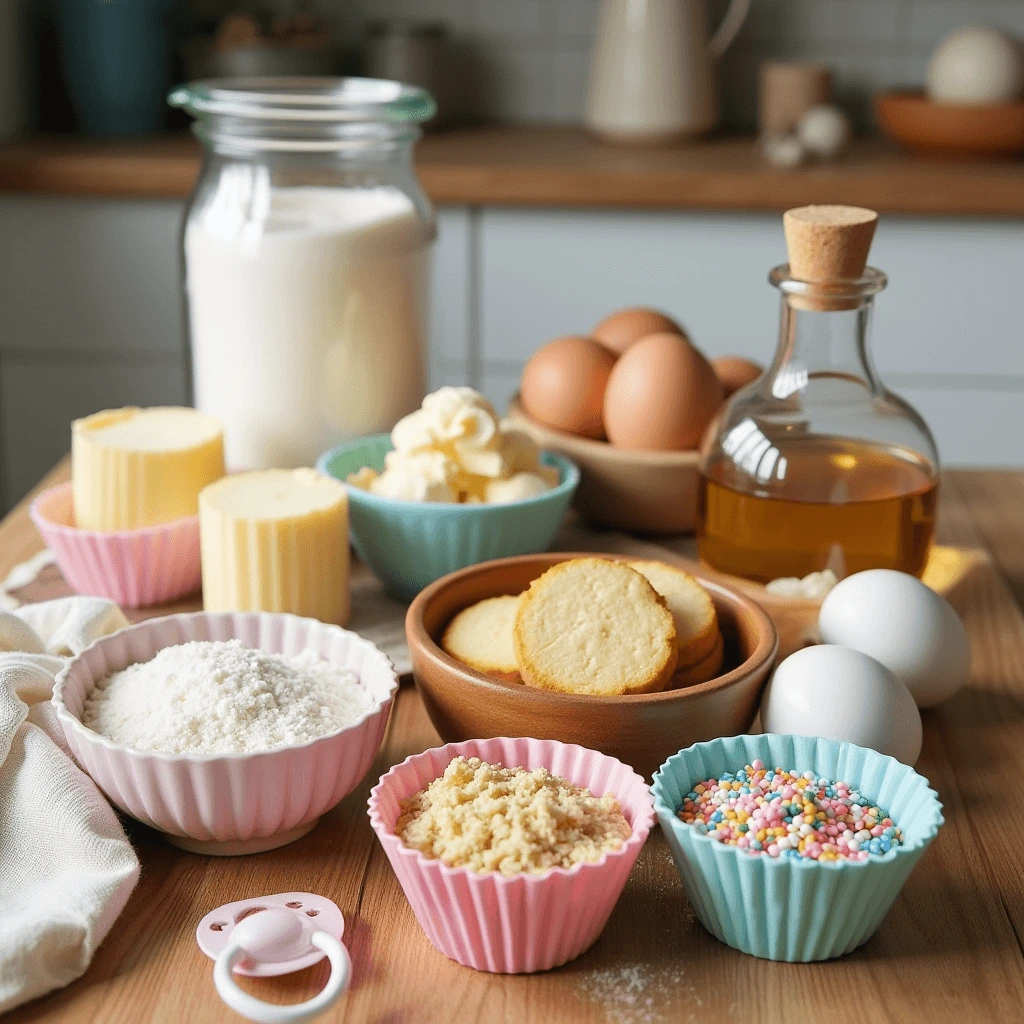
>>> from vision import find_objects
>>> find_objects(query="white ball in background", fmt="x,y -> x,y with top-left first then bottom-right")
926,25 -> 1024,104
818,569 -> 971,709
761,645 -> 923,766
796,104 -> 851,159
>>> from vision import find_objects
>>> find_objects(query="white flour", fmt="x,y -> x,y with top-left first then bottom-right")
82,639 -> 374,754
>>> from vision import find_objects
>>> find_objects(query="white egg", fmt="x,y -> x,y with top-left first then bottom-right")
818,569 -> 971,708
760,645 -> 922,765
761,134 -> 806,168
927,26 -> 1024,105
796,104 -> 851,159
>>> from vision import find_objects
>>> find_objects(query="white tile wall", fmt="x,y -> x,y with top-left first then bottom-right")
304,0 -> 1024,128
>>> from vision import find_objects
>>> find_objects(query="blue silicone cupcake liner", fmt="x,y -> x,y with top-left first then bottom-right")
317,434 -> 579,599
652,734 -> 943,962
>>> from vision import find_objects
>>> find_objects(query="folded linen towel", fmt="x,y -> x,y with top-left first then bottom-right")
0,597 -> 140,1013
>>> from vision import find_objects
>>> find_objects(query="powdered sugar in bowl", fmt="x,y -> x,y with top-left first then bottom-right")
53,612 -> 399,855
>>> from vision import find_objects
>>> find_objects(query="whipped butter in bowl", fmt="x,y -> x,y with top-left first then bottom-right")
318,388 -> 580,598
347,387 -> 559,505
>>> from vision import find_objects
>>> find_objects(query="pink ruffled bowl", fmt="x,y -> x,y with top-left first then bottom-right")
53,611 -> 399,855
29,482 -> 201,607
368,737 -> 655,973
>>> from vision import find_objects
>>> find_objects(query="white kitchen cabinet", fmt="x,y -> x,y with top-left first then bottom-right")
477,209 -> 1024,468
1,357 -> 188,506
0,196 -> 188,356
428,206 -> 473,380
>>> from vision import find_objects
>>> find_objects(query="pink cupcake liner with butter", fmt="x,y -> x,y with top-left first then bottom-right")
29,482 -> 201,608
53,611 -> 399,855
368,736 -> 654,973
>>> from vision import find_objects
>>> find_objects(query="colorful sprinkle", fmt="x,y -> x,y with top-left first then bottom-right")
676,759 -> 903,861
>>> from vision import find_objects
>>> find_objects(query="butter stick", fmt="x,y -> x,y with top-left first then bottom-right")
72,407 -> 225,531
199,469 -> 350,625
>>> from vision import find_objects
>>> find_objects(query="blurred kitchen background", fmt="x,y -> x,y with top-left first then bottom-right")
0,0 -> 1023,511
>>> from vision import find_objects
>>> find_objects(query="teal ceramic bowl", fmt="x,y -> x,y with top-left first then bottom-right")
652,734 -> 943,962
317,435 -> 580,599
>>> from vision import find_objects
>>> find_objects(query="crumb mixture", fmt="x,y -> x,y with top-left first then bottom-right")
395,756 -> 632,875
82,639 -> 374,754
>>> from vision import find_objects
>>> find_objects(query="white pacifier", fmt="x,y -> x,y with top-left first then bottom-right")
196,892 -> 350,1024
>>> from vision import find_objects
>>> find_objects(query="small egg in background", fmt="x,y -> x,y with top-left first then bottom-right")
520,335 -> 615,439
796,103 -> 851,159
761,644 -> 923,765
591,307 -> 688,356
926,25 -> 1024,105
711,355 -> 763,398
603,332 -> 723,450
818,569 -> 971,708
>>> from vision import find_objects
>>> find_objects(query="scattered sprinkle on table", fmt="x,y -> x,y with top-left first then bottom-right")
676,760 -> 903,860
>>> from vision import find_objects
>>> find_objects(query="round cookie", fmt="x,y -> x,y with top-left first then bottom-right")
514,558 -> 678,696
442,595 -> 521,681
672,631 -> 725,687
627,560 -> 719,666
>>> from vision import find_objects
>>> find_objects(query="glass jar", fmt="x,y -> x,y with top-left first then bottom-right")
697,261 -> 939,583
169,77 -> 436,470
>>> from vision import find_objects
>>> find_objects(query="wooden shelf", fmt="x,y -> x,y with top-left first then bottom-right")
1,126 -> 1023,215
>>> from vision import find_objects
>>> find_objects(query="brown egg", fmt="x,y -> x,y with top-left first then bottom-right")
712,355 -> 763,397
603,333 -> 724,451
591,307 -> 688,356
520,335 -> 616,439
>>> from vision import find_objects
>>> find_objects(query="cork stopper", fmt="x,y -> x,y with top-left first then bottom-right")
783,205 -> 878,311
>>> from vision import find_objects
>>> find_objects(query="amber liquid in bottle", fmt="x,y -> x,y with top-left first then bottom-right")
697,436 -> 937,583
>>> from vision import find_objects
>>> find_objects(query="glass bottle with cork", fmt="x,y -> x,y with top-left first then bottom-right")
697,205 -> 939,583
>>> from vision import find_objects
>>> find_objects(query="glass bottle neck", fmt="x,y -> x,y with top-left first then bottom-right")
765,263 -> 887,401
767,295 -> 883,400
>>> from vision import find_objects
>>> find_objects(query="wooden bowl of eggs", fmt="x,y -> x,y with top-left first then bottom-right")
406,552 -> 778,780
508,308 -> 761,535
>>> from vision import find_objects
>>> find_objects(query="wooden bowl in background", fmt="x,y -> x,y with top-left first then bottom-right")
406,552 -> 778,780
875,90 -> 1024,158
506,397 -> 700,535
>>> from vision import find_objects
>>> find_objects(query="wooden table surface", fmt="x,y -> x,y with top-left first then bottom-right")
2,127 -> 1024,216
7,463 -> 1024,1024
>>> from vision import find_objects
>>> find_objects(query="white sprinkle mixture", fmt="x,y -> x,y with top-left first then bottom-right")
82,639 -> 374,754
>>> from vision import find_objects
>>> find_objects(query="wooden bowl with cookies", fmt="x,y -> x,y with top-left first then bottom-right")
406,553 -> 778,779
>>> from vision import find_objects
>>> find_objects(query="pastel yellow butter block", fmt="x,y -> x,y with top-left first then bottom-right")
199,469 -> 350,626
72,407 -> 225,531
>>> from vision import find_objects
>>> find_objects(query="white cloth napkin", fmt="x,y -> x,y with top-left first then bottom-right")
0,597 -> 140,1013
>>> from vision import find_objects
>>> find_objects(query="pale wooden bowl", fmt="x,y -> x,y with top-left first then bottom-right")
506,397 -> 701,535
405,552 -> 778,780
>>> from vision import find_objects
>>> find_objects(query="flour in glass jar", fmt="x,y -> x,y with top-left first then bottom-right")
81,639 -> 374,754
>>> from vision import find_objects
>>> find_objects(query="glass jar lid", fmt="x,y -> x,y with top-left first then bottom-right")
168,76 -> 436,124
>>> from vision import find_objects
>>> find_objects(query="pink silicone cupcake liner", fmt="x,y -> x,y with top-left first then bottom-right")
29,482 -> 201,608
53,611 -> 399,855
368,737 -> 655,973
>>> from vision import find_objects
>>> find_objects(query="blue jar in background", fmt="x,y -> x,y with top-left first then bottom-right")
55,0 -> 172,136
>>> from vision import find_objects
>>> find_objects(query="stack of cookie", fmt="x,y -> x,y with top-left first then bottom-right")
440,557 -> 724,696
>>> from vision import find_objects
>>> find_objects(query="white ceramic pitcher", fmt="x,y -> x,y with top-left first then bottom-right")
586,0 -> 752,142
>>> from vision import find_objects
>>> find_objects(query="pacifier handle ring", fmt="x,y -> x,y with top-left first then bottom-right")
213,932 -> 351,1024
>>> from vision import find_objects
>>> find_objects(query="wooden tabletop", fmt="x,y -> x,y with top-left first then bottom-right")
1,127 -> 1023,216
6,463 -> 1024,1023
